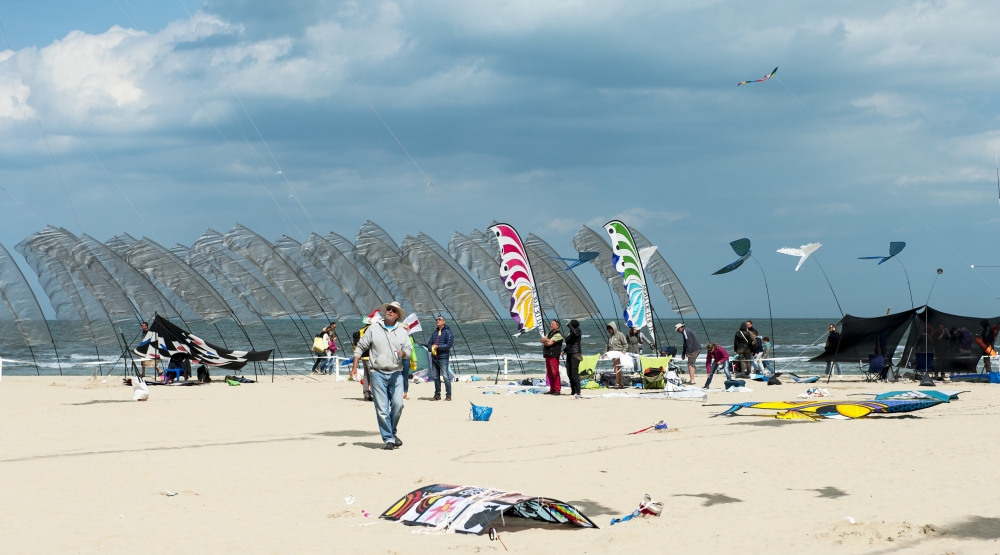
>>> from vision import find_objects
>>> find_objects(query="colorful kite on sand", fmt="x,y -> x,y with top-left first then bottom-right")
705,398 -> 945,420
381,484 -> 597,534
738,67 -> 778,86
488,223 -> 544,337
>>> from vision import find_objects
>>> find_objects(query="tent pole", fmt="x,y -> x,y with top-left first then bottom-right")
452,321 -> 479,374
750,255 -> 775,354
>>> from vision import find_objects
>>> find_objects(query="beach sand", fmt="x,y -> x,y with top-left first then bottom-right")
1,373 -> 998,554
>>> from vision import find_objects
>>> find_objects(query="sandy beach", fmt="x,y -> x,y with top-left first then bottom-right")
1,374 -> 998,554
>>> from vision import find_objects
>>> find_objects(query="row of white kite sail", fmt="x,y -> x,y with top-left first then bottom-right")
0,220 -> 706,372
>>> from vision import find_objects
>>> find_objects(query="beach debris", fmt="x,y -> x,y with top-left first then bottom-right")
841,514 -> 856,524
706,398 -> 946,419
482,391 -> 500,395
610,494 -> 663,525
132,377 -> 149,401
629,420 -> 668,435
489,527 -> 509,551
798,388 -> 831,399
777,243 -> 822,271
470,402 -> 493,421
346,495 -> 370,517
738,66 -> 778,86
381,484 -> 597,534
161,491 -> 179,497
725,386 -> 753,393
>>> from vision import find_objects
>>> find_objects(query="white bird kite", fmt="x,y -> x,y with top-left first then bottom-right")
777,243 -> 822,271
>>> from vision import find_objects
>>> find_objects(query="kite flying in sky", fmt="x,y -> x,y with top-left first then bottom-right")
859,242 -> 906,265
738,67 -> 778,86
712,238 -> 752,275
777,243 -> 822,271
551,251 -> 599,271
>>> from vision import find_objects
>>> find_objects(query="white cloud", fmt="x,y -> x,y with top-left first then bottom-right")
586,208 -> 684,230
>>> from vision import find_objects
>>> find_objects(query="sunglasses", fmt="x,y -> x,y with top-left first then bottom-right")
386,307 -> 398,314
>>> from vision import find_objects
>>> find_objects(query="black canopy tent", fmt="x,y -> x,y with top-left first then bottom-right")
808,308 -> 919,364
809,306 -> 1000,374
898,307 -> 1000,373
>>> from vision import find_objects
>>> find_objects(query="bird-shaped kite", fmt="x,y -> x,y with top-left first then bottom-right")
712,238 -> 751,275
858,242 -> 906,265
551,251 -> 599,271
777,243 -> 822,271
738,67 -> 778,86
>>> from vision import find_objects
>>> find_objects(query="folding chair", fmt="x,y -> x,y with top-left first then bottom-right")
861,355 -> 886,382
915,353 -> 934,379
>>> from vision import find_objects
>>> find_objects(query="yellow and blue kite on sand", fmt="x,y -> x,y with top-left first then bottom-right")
705,398 -> 945,420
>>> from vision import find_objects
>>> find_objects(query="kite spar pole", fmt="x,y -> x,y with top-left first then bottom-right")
894,257 -> 915,309
810,255 -> 844,317
750,255 -> 775,351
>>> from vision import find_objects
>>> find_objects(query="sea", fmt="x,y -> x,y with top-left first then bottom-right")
0,318 -> 855,377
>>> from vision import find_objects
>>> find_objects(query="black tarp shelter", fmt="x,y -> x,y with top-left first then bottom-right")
809,306 -> 1000,373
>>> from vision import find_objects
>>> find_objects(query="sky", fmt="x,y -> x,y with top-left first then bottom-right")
1,0 -> 999,320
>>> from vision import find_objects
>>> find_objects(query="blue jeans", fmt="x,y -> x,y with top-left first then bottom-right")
401,365 -> 410,393
370,370 -> 404,444
431,357 -> 452,397
763,359 -> 774,373
825,362 -> 842,375
703,361 -> 732,388
320,353 -> 337,373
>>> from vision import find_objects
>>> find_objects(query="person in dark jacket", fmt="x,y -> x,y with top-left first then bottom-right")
675,323 -> 700,385
426,316 -> 454,401
563,320 -> 583,398
540,320 -> 564,395
733,322 -> 755,375
824,324 -> 842,375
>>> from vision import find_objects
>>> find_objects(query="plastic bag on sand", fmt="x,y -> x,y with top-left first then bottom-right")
132,378 -> 149,401
724,386 -> 753,393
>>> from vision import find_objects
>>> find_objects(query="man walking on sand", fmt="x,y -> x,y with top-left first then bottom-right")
675,323 -> 701,385
351,301 -> 411,451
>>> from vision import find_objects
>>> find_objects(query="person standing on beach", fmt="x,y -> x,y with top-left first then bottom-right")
427,316 -> 454,401
540,319 -> 564,395
563,320 -> 583,398
824,324 -> 842,375
605,322 -> 628,353
626,327 -> 653,355
675,323 -> 700,385
733,322 -> 754,376
138,321 -> 157,378
351,301 -> 411,451
761,336 -> 774,374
